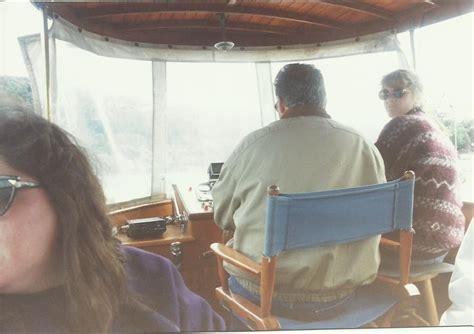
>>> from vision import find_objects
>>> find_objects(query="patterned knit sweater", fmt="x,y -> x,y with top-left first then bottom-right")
375,109 -> 464,259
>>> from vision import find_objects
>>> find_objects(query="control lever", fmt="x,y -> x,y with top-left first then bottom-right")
170,241 -> 183,269
164,215 -> 188,233
171,191 -> 188,232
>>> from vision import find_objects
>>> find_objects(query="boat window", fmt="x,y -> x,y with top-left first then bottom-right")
165,62 -> 262,185
0,2 -> 41,104
412,13 -> 473,201
55,40 -> 153,203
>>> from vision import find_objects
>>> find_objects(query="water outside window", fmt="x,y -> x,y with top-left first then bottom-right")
0,2 -> 41,103
54,40 -> 153,203
165,62 -> 261,186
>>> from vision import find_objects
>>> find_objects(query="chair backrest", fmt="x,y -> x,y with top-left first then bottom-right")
263,172 -> 415,257
211,171 -> 416,326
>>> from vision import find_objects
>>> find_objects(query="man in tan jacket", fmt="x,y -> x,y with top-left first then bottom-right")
212,63 -> 386,320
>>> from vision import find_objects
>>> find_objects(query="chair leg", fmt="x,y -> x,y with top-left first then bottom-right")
410,311 -> 432,326
419,279 -> 439,326
377,307 -> 396,327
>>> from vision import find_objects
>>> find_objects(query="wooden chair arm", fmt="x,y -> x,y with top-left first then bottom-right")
378,230 -> 413,285
210,243 -> 261,276
375,274 -> 400,286
379,237 -> 400,252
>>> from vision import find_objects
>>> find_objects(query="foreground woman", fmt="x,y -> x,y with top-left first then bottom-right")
375,69 -> 464,263
0,94 -> 224,332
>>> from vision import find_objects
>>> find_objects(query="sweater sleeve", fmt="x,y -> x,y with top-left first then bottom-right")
376,114 -> 464,251
376,113 -> 459,186
375,114 -> 435,180
375,116 -> 410,180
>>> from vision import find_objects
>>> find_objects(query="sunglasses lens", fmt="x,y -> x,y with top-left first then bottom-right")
379,89 -> 407,100
378,90 -> 389,100
0,186 -> 14,215
393,90 -> 405,98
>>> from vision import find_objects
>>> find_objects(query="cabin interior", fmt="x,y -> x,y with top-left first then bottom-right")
1,0 -> 473,330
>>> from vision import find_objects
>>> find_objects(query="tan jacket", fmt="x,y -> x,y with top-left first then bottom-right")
212,116 -> 386,302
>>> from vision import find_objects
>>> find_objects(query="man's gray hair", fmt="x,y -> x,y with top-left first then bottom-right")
274,63 -> 327,109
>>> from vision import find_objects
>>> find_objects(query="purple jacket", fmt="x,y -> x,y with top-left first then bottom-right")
117,246 -> 225,332
0,246 -> 225,332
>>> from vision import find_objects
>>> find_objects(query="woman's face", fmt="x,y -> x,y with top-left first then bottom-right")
382,85 -> 416,118
0,159 -> 62,294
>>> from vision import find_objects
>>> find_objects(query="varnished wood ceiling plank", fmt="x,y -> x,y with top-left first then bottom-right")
320,0 -> 397,22
115,20 -> 295,37
346,1 -> 434,37
68,3 -> 351,31
41,0 -> 473,47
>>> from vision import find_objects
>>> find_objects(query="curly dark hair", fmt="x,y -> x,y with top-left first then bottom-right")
0,93 -> 126,332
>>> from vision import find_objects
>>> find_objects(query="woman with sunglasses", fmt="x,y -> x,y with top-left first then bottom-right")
375,69 -> 464,266
0,94 -> 225,332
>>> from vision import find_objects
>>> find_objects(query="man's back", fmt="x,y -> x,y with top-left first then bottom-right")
212,115 -> 386,302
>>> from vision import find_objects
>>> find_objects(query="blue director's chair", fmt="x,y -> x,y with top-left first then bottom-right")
211,171 -> 418,330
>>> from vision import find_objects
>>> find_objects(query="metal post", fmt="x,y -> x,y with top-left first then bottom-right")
151,61 -> 167,195
409,29 -> 417,70
255,62 -> 277,126
42,5 -> 51,120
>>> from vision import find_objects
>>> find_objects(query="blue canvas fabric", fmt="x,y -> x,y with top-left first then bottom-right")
264,176 -> 414,257
225,176 -> 416,329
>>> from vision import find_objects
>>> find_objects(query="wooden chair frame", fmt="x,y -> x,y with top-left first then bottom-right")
379,201 -> 473,326
211,171 -> 419,330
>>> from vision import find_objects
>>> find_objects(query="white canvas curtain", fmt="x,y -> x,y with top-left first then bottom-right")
18,13 -> 408,203
49,15 -> 405,62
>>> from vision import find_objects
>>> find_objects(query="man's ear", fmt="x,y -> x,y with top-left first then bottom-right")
277,96 -> 287,117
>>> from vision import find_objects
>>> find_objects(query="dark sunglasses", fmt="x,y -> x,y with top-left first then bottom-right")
378,89 -> 409,100
0,176 -> 41,216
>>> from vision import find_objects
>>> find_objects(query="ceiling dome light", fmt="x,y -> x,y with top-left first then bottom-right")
214,41 -> 235,51
215,13 -> 234,51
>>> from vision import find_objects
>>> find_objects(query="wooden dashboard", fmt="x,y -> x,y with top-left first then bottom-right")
109,184 -> 223,315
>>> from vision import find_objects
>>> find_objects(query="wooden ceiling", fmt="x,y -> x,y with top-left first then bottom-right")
36,1 -> 473,47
